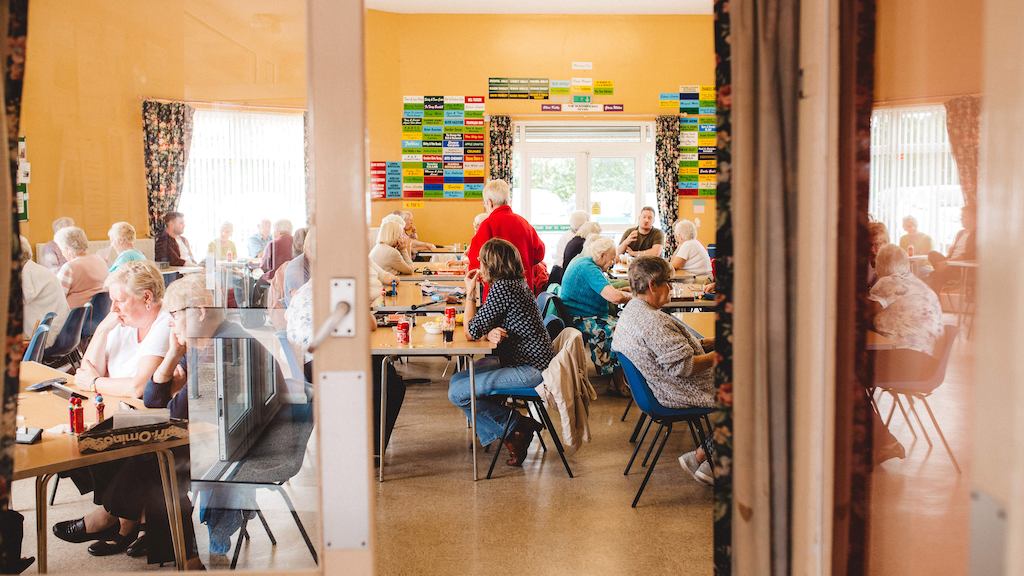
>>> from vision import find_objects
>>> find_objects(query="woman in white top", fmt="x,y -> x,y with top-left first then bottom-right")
670,219 -> 713,277
555,210 -> 590,268
74,261 -> 171,398
19,236 -> 70,337
369,219 -> 414,276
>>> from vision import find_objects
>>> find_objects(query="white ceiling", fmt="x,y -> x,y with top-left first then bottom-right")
365,0 -> 712,15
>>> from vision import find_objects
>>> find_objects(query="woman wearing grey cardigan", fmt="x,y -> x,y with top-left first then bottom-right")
611,256 -> 716,486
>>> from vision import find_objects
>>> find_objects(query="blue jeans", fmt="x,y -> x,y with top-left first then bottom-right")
448,358 -> 544,446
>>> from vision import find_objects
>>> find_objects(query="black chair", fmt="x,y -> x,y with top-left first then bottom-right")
80,291 -> 111,346
22,312 -> 57,363
217,400 -> 318,569
42,304 -> 91,370
484,387 -> 574,480
543,315 -> 565,340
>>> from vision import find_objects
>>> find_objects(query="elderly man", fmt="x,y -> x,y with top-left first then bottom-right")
466,179 -> 546,292
260,219 -> 295,280
247,219 -> 273,258
617,206 -> 665,257
154,211 -> 196,266
40,216 -> 75,272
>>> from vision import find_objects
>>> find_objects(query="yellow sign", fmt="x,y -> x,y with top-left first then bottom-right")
443,183 -> 465,191
698,160 -> 716,169
591,202 -> 601,215
403,201 -> 424,209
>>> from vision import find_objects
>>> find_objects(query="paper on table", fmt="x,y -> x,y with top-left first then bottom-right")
113,410 -> 170,428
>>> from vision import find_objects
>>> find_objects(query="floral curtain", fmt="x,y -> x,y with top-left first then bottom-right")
655,115 -> 681,256
488,114 -> 513,186
143,100 -> 195,237
1,0 -> 28,554
712,1 -> 733,573
944,96 -> 981,207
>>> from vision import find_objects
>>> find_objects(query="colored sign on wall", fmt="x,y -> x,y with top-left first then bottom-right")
401,96 -> 486,199
678,84 -> 717,197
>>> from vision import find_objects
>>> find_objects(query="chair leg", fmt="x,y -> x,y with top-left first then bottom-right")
526,402 -> 548,452
629,413 -> 648,444
272,486 -> 319,564
230,514 -> 251,569
620,398 -> 633,422
255,508 -> 276,546
534,402 -> 574,478
49,476 -> 60,506
486,408 -> 516,480
905,396 -> 933,448
632,423 -> 672,508
641,424 -> 665,468
625,418 -> 653,475
919,396 -> 962,474
892,393 -> 921,443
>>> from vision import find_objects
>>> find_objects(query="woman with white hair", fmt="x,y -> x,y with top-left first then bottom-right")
555,210 -> 590,269
549,221 -> 602,287
107,222 -> 146,272
898,215 -> 932,256
370,219 -> 414,275
559,234 -> 632,395
207,221 -> 238,260
55,226 -> 109,308
670,219 -> 713,278
19,235 -> 70,337
869,244 -> 944,380
40,216 -> 75,272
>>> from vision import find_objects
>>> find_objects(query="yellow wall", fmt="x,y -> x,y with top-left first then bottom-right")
20,0 -> 306,246
875,0 -> 983,103
678,197 -> 717,247
366,11 -> 715,245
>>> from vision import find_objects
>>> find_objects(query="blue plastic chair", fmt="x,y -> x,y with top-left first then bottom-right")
484,384 -> 574,480
535,292 -> 572,327
23,312 -> 57,363
80,291 -> 111,342
619,353 -> 714,507
42,304 -> 91,370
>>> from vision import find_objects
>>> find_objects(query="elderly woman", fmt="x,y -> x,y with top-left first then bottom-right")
55,226 -> 109,308
867,221 -> 889,287
19,236 -> 70,337
670,219 -> 713,279
207,221 -> 238,260
395,209 -> 437,253
560,235 -> 631,394
40,216 -> 75,272
73,261 -> 171,398
612,257 -> 716,485
869,244 -> 944,380
107,222 -> 146,272
449,238 -> 552,465
555,210 -> 590,269
550,221 -> 602,286
370,219 -> 414,275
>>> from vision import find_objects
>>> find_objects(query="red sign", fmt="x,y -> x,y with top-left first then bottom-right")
465,96 -> 485,104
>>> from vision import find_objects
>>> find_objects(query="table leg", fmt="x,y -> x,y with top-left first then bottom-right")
468,356 -> 478,481
155,451 -> 187,571
34,473 -> 54,574
378,355 -> 392,483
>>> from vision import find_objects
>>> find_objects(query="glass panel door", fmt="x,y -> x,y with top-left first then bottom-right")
590,156 -> 638,229
527,156 -> 578,261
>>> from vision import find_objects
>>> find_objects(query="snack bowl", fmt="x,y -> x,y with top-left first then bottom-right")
422,321 -> 443,335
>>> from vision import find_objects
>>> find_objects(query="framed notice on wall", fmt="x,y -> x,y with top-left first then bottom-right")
401,96 -> 485,199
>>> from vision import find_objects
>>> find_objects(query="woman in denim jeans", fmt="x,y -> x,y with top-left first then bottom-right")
448,238 -> 554,466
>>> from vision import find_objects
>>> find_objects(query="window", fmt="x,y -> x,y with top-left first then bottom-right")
179,108 -> 308,256
869,105 -> 964,252
511,122 -> 657,263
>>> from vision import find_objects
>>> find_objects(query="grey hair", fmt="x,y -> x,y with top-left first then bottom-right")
19,235 -> 32,264
875,244 -> 910,277
674,219 -> 698,241
273,219 -> 293,235
55,226 -> 89,256
108,221 -> 136,249
575,221 -> 602,239
483,179 -> 511,207
628,256 -> 673,295
582,234 -> 616,260
568,210 -> 589,231
52,216 -> 74,234
472,212 -> 488,231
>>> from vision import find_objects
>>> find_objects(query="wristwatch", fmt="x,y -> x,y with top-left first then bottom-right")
91,376 -> 100,393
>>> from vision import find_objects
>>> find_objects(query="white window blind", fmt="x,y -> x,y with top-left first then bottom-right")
869,105 -> 964,253
179,108 -> 307,255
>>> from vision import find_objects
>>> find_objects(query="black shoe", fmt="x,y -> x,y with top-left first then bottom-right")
125,532 -> 148,558
52,518 -> 117,544
87,528 -> 139,557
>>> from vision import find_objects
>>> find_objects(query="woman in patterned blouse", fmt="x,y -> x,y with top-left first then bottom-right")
448,238 -> 554,466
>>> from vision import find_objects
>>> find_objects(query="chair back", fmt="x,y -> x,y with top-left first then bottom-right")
81,291 -> 111,339
543,315 -> 565,340
881,325 -> 959,393
618,353 -> 672,418
536,292 -> 573,326
536,291 -> 554,317
546,283 -> 561,296
44,304 -> 91,359
23,322 -> 53,363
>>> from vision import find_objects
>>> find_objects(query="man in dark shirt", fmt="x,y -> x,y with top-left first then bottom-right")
154,212 -> 195,266
617,206 -> 665,257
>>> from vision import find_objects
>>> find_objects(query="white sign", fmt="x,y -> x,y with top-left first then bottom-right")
572,61 -> 593,70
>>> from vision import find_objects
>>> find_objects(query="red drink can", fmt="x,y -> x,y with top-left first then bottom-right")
395,321 -> 411,344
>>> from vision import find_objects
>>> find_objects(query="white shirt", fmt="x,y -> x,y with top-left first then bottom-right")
673,239 -> 713,275
22,260 -> 70,337
554,230 -> 575,268
176,236 -> 196,265
104,310 -> 171,378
